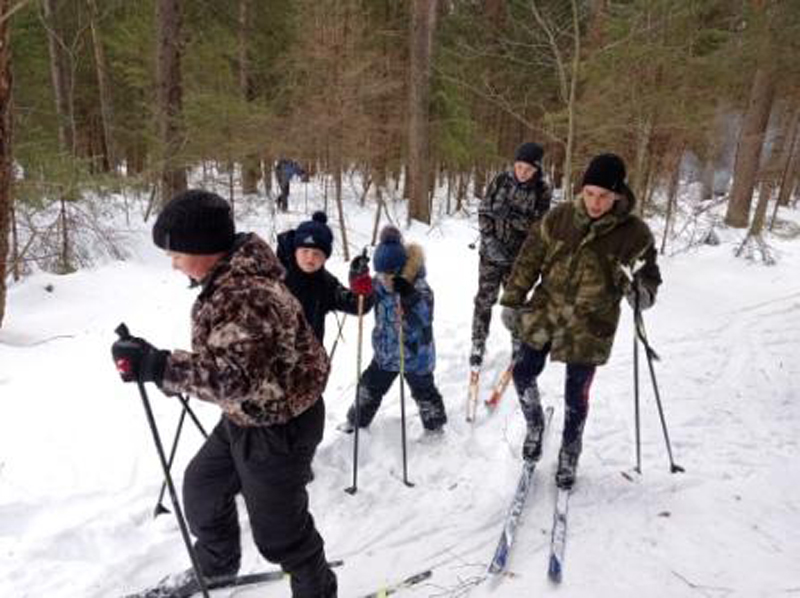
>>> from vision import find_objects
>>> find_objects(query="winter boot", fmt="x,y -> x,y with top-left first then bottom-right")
469,342 -> 484,368
336,421 -> 355,434
522,424 -> 544,462
519,384 -> 544,462
555,447 -> 580,490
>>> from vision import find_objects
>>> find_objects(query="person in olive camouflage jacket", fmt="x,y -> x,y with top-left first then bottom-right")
471,142 -> 552,368
111,190 -> 337,598
500,154 -> 661,490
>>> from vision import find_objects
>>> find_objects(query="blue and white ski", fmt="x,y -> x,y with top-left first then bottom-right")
547,488 -> 571,583
487,406 -> 555,576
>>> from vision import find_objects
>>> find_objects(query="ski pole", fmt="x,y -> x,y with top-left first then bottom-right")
114,323 -> 210,598
397,297 -> 414,488
632,294 -> 642,474
328,312 -> 347,363
345,295 -> 365,495
154,395 -> 209,518
154,406 -> 186,517
633,305 -> 684,474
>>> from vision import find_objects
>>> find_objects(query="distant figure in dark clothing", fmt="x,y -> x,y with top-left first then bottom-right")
275,159 -> 308,212
276,211 -> 375,345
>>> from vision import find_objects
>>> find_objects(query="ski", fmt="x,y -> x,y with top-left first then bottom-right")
547,488 -> 571,583
484,361 -> 514,410
466,366 -> 480,422
123,560 -> 344,598
487,406 -> 555,575
360,569 -> 433,597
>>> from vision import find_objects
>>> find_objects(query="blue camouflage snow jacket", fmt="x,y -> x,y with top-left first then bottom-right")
371,243 -> 436,374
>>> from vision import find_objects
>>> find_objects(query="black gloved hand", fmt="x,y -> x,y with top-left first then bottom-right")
349,251 -> 373,296
392,275 -> 415,298
625,273 -> 655,311
349,252 -> 370,278
111,336 -> 169,385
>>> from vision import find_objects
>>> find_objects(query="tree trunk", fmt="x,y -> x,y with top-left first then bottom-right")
239,0 -> 259,195
562,0 -> 580,198
156,0 -> 187,206
632,113 -> 653,213
406,0 -> 437,225
334,166 -> 349,261
724,43 -> 776,228
42,0 -> 73,153
769,111 -> 800,229
0,0 -> 11,327
88,0 -> 115,171
758,105 -> 796,211
660,144 -> 683,255
371,186 -> 385,246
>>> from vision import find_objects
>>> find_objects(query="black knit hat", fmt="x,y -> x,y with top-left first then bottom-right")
294,211 -> 333,258
152,190 -> 235,255
514,142 -> 544,168
581,153 -> 627,193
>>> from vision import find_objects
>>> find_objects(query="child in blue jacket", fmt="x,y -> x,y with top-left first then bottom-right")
344,225 -> 447,432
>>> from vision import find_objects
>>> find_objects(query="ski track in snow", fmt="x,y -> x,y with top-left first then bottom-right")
1,194 -> 799,598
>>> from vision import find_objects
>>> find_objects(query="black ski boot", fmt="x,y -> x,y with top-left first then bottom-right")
520,385 -> 544,462
555,448 -> 580,490
522,425 -> 543,462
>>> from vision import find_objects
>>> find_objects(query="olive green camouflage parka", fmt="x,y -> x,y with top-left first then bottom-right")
500,190 -> 661,365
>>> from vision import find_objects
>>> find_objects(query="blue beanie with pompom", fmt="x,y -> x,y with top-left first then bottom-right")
294,211 -> 333,257
373,225 -> 407,274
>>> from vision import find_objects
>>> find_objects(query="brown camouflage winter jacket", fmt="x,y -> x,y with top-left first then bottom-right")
500,191 -> 661,365
161,233 -> 330,426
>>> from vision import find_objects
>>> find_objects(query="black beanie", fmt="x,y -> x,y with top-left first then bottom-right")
581,153 -> 627,193
294,211 -> 333,258
152,190 -> 235,255
514,142 -> 544,168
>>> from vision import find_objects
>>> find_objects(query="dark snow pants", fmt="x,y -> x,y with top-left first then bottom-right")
183,399 -> 336,598
346,359 -> 447,431
512,342 -> 596,456
276,181 -> 291,212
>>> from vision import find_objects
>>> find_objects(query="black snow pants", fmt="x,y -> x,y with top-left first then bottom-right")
183,399 -> 336,598
346,359 -> 447,431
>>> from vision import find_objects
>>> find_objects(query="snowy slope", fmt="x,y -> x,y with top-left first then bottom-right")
1,188 -> 799,598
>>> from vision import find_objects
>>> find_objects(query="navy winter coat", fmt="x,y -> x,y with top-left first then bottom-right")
371,243 -> 436,374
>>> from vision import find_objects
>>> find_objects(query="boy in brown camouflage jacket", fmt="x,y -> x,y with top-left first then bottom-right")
500,154 -> 661,490
111,190 -> 337,597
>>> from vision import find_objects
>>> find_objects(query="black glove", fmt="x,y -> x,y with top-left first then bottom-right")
392,275 -> 415,298
349,252 -> 370,278
111,336 -> 169,385
625,274 -> 655,311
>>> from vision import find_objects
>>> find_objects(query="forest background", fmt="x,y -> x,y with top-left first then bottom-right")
1,0 -> 800,327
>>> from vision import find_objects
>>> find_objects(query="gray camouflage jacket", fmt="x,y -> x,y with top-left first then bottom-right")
162,233 -> 330,427
479,171 -> 552,265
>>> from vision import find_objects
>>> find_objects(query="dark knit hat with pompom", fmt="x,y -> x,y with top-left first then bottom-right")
294,211 -> 334,258
152,190 -> 235,255
373,225 -> 407,274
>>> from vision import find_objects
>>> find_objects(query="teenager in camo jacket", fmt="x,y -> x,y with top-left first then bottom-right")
111,190 -> 337,598
471,142 -> 552,369
500,154 -> 662,490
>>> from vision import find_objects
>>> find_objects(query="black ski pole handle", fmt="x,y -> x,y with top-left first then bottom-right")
115,322 -> 131,340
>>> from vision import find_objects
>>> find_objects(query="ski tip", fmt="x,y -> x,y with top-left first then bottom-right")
548,556 -> 563,584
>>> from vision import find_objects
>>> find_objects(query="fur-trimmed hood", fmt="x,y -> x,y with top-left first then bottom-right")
398,242 -> 426,282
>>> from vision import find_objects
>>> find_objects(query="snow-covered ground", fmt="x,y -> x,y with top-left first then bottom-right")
1,184 -> 799,597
